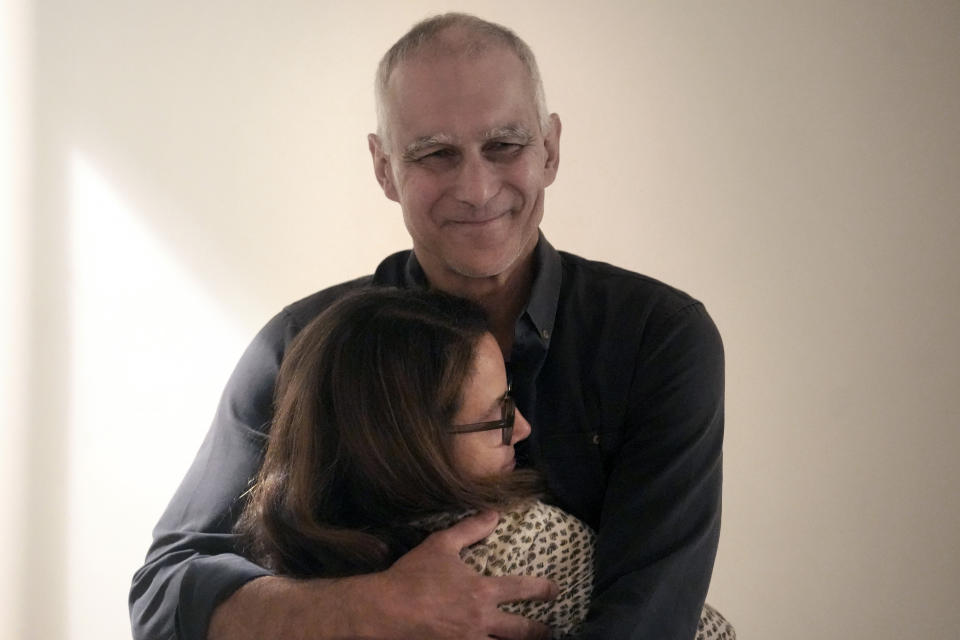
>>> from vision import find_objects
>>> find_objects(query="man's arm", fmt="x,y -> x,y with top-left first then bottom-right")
129,302 -> 557,640
129,309 -> 291,640
574,302 -> 724,639
208,512 -> 558,640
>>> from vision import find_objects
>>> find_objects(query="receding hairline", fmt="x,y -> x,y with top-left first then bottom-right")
374,13 -> 550,144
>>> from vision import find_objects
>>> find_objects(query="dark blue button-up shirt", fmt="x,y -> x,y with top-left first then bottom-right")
130,233 -> 724,640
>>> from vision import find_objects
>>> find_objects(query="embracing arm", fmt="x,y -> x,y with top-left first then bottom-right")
128,309 -> 291,640
574,302 -> 724,640
129,303 -> 557,640
208,512 -> 558,640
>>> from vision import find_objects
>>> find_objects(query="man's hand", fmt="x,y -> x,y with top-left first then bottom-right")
208,511 -> 558,640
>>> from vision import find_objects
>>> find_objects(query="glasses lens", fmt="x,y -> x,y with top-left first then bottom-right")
501,396 -> 516,445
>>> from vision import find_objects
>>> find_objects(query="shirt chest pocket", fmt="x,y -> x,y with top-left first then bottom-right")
537,431 -> 605,528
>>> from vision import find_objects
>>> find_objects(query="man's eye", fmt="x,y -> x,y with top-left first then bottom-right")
420,148 -> 457,161
486,142 -> 524,156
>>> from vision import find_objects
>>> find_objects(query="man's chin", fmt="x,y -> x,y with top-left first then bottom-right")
413,241 -> 532,290
446,244 -> 529,280
448,258 -> 515,281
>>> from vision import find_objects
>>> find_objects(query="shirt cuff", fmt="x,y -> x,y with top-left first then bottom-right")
177,554 -> 272,640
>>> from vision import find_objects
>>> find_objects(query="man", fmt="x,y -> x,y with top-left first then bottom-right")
130,13 -> 724,640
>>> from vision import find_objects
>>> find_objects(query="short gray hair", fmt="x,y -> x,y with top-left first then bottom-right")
374,13 -> 550,148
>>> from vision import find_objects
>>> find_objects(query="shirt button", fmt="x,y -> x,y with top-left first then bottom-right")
541,329 -> 551,340
591,434 -> 600,445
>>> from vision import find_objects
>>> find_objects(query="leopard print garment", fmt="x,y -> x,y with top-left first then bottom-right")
463,502 -> 594,637
413,502 -> 592,637
697,603 -> 737,640
414,501 -> 735,639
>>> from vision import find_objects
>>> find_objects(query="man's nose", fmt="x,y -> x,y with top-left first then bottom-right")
452,153 -> 499,207
511,410 -> 532,445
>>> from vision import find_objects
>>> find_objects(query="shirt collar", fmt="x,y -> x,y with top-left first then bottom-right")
524,232 -> 561,343
371,249 -> 426,288
403,251 -> 430,289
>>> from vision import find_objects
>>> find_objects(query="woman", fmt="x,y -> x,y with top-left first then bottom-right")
236,287 -> 591,636
236,288 -> 732,639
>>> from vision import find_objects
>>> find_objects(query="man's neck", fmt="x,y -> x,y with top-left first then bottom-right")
421,257 -> 535,359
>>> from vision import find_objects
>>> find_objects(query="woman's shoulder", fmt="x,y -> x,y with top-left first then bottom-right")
477,501 -> 596,638
505,500 -> 596,543
463,500 -> 595,576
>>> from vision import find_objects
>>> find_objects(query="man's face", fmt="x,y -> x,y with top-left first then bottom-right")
370,45 -> 560,286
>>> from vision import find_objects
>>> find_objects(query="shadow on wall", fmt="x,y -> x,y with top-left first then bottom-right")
24,150 -> 250,640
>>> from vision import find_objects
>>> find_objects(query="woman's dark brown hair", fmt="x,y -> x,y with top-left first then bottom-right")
235,287 -> 540,577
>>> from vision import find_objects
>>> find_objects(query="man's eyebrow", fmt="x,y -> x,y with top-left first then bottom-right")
399,126 -> 535,161
483,125 -> 535,143
400,134 -> 453,161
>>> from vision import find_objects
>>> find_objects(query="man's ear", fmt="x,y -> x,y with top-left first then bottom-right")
368,133 -> 400,202
542,113 -> 561,188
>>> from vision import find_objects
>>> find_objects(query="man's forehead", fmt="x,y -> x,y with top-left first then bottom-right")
399,26 -> 505,66
384,48 -> 540,146
386,40 -> 533,98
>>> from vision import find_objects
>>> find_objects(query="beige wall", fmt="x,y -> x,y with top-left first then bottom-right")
2,0 -> 32,637
5,1 -> 959,638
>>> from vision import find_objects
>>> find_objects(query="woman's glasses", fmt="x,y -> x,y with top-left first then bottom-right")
449,388 -> 515,445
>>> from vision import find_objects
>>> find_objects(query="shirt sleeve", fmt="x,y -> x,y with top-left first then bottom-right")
572,302 -> 725,640
128,309 -> 298,640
